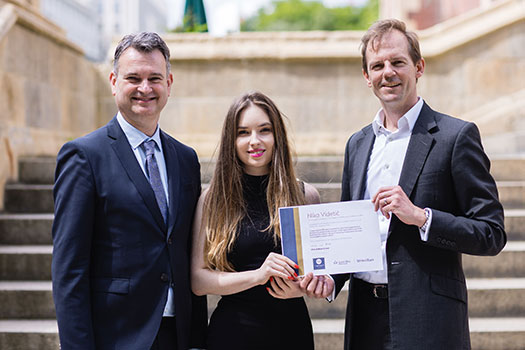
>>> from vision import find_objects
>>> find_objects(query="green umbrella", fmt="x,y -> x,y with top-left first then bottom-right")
183,0 -> 208,32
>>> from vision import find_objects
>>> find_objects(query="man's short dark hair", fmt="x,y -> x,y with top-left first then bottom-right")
113,32 -> 171,75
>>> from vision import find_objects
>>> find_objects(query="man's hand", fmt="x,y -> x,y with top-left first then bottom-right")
299,273 -> 334,298
267,277 -> 304,299
372,185 -> 426,227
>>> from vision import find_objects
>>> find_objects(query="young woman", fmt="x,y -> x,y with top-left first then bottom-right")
191,91 -> 320,349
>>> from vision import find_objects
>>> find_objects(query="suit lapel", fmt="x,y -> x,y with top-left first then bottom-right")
398,102 -> 436,200
352,126 -> 375,200
161,131 -> 180,238
107,117 -> 167,232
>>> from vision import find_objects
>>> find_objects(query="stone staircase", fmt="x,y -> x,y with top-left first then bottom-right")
0,157 -> 57,349
1,156 -> 524,349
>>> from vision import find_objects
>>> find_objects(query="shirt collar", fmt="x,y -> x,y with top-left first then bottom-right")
116,112 -> 163,152
372,97 -> 424,137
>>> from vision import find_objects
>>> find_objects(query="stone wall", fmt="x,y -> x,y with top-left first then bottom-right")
157,0 -> 525,158
0,0 -> 108,208
1,0 -> 524,210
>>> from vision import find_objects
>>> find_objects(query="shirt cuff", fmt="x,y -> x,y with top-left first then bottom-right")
419,208 -> 432,241
326,275 -> 336,302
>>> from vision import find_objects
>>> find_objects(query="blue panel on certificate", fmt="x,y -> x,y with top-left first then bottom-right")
279,200 -> 383,276
279,207 -> 303,275
280,207 -> 298,262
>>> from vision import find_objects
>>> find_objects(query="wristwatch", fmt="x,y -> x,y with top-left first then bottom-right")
420,207 -> 431,231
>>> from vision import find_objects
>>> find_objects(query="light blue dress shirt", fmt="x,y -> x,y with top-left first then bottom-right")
117,112 -> 175,316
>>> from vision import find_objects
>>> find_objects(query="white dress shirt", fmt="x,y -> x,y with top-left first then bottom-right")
116,112 -> 175,316
354,97 -> 431,284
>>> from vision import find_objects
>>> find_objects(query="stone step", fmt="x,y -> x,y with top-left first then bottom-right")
200,157 -> 344,184
5,178 -> 521,216
315,183 -> 341,203
463,241 -> 525,277
469,317 -> 525,350
4,276 -> 522,321
18,157 -> 56,185
3,184 -> 54,213
0,240 -> 518,282
304,278 -> 525,319
497,181 -> 525,209
0,282 -> 55,319
0,214 -> 53,245
312,317 -> 525,350
313,181 -> 525,209
0,246 -> 52,280
0,209 -> 519,249
202,156 -> 525,184
14,155 -> 525,186
505,209 -> 525,241
207,277 -> 525,319
0,318 -> 523,350
468,278 -> 525,317
490,155 -> 525,181
0,319 -> 59,349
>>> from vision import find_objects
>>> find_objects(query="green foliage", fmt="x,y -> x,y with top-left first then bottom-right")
172,14 -> 208,33
241,0 -> 378,32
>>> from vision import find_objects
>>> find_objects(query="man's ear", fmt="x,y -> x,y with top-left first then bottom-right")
167,73 -> 173,96
363,68 -> 372,87
415,58 -> 425,80
109,71 -> 117,96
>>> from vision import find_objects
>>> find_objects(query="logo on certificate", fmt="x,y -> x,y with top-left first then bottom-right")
313,257 -> 325,270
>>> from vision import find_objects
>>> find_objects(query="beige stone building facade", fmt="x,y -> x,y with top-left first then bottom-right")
1,0 -> 524,208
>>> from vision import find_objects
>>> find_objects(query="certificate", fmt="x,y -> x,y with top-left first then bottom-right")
279,200 -> 383,276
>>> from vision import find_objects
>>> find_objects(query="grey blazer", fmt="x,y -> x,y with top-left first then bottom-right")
334,101 -> 506,349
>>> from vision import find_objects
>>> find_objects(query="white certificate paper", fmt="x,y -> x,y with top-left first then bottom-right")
279,200 -> 383,276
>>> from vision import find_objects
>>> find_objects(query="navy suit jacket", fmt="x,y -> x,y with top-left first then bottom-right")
52,117 -> 207,349
334,102 -> 506,349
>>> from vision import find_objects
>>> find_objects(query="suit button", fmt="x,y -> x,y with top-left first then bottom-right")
160,273 -> 169,282
167,238 -> 173,245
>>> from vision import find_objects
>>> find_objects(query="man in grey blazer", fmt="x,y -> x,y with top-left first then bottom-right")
303,19 -> 506,349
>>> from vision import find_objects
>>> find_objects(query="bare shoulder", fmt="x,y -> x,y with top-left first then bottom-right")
304,182 -> 321,205
197,187 -> 211,204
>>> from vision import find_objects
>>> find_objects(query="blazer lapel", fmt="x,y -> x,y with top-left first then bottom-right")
352,126 -> 376,200
398,102 -> 436,200
161,131 -> 180,238
107,117 -> 167,232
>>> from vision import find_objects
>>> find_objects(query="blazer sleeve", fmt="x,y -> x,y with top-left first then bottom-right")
426,122 -> 506,256
331,137 -> 355,297
51,141 -> 96,350
340,135 -> 354,203
186,151 -> 208,348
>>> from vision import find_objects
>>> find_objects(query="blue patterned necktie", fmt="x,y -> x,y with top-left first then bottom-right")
143,140 -> 168,223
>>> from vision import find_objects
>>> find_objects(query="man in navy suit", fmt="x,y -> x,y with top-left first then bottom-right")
302,19 -> 506,349
52,32 -> 207,350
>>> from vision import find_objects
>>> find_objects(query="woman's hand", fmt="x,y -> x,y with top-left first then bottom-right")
254,252 -> 298,285
267,277 -> 304,299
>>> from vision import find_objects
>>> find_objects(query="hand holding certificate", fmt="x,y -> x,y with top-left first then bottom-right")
279,200 -> 383,276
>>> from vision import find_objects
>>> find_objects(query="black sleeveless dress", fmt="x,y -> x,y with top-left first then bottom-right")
207,174 -> 314,350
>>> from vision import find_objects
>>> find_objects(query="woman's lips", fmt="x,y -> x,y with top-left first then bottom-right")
249,149 -> 265,158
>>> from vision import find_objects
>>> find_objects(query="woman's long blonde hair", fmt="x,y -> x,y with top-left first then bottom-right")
203,91 -> 305,272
